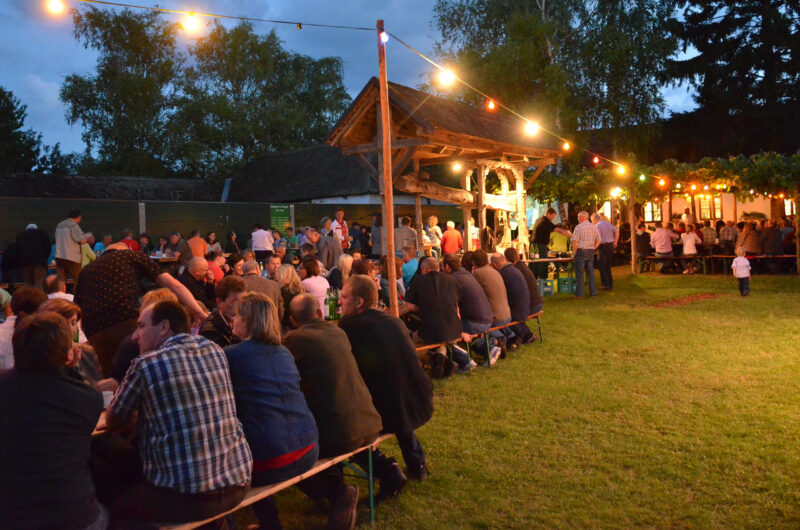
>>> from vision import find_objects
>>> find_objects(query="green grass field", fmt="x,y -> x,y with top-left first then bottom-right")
247,268 -> 800,529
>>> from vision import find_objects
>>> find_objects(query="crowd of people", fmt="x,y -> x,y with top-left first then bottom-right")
0,206 -> 546,529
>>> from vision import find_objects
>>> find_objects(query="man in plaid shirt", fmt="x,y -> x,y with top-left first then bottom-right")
571,211 -> 601,298
106,300 -> 252,524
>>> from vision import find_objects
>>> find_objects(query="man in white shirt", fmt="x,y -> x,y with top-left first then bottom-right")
250,223 -> 274,263
54,209 -> 86,283
650,221 -> 680,273
330,208 -> 351,250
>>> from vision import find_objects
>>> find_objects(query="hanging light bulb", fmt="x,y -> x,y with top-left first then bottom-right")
452,162 -> 462,172
46,0 -> 65,14
658,179 -> 666,187
562,141 -> 570,151
703,185 -> 709,190
610,187 -> 621,198
592,156 -> 600,165
524,120 -> 540,136
486,99 -> 496,111
182,13 -> 202,34
676,183 -> 681,189
690,184 -> 697,191
639,174 -> 646,181
438,69 -> 456,87
616,165 -> 626,176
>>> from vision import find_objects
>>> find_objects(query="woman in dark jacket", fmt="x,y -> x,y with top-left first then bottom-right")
225,292 -> 318,529
224,231 -> 240,255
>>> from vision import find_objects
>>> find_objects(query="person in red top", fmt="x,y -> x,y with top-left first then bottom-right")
187,230 -> 209,258
440,221 -> 463,255
119,228 -> 141,251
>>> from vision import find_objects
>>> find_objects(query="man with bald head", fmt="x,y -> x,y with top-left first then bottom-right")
177,256 -> 216,310
283,293 -> 382,527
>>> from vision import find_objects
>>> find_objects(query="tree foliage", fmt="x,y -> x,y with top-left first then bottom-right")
0,86 -> 42,172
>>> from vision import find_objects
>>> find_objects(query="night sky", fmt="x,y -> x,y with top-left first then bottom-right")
1,0 -> 696,154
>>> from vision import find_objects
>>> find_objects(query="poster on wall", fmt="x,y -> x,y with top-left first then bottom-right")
270,204 -> 291,231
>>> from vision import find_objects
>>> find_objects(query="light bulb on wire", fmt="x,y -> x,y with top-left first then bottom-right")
658,179 -> 666,187
452,162 -> 462,172
46,0 -> 65,14
523,120 -> 539,136
486,99 -> 496,111
639,174 -> 646,181
182,13 -> 202,34
438,69 -> 456,87
616,165 -> 626,176
562,141 -> 570,151
592,156 -> 600,165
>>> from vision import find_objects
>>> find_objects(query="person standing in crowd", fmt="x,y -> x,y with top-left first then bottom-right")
165,231 -> 192,271
251,223 -> 274,262
348,222 -> 362,251
284,293 -> 382,528
339,275 -> 434,498
119,229 -> 140,251
681,207 -> 696,227
242,260 -> 283,321
394,216 -> 417,253
471,249 -> 516,352
93,233 -> 112,255
224,293 -> 319,529
442,253 -> 498,367
531,208 -> 571,278
54,209 -> 86,283
105,301 -> 252,524
490,253 -> 533,343
760,220 -> 783,273
737,222 -> 762,256
370,213 -> 384,258
177,257 -> 217,309
306,227 -> 342,271
732,247 -> 751,296
404,257 -> 464,377
701,221 -> 717,253
592,213 -> 618,290
425,216 -> 443,258
0,285 -> 47,369
0,312 -> 106,530
200,275 -> 247,348
187,230 -> 208,258
571,211 -> 601,298
13,223 -> 51,288
440,220 -> 463,255
285,227 -> 299,249
331,207 -> 351,250
75,242 -> 207,376
504,247 -> 543,316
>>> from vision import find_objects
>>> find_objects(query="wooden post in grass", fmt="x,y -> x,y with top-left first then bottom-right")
629,190 -> 637,274
377,20 -> 398,317
795,192 -> 799,275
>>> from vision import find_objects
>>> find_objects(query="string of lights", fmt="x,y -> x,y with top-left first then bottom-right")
44,0 -> 660,181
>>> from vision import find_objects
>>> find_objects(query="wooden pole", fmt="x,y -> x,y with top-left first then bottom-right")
414,193 -> 424,254
629,191 -> 637,274
477,164 -> 486,230
733,193 -> 738,222
668,190 -> 673,221
377,20 -> 398,317
795,192 -> 799,275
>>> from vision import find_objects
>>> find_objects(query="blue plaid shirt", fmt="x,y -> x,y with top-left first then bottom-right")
111,333 -> 252,493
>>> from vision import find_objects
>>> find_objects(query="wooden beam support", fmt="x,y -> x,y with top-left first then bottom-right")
354,153 -> 379,182
477,164 -> 486,230
394,172 -> 516,211
341,136 -> 430,155
525,164 -> 548,191
391,147 -> 418,179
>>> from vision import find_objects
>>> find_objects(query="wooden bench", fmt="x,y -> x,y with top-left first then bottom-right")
158,433 -> 394,529
414,311 -> 544,370
639,255 -> 707,274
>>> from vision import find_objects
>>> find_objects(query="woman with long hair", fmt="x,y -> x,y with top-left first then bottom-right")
276,264 -> 305,329
206,231 -> 222,253
224,293 -> 319,529
326,253 -> 353,290
298,257 -> 330,312
224,231 -> 240,255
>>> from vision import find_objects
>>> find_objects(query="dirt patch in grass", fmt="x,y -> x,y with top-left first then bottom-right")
653,293 -> 720,308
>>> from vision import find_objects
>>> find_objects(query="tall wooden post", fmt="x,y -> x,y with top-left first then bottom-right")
795,192 -> 799,274
629,191 -> 637,274
377,20 -> 398,317
668,190 -> 673,221
414,194 -> 424,254
512,166 -> 530,256
477,164 -> 486,230
461,170 -> 472,252
690,192 -> 697,223
733,193 -> 738,222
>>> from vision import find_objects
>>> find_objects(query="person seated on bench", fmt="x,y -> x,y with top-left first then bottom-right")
339,275 -> 434,491
442,253 -> 500,367
504,248 -> 543,316
471,249 -> 517,352
650,221 -> 680,273
0,312 -> 106,530
490,253 -> 534,344
104,300 -> 252,525
284,293 -> 384,529
0,285 -> 47,369
225,293 -> 320,530
403,257 -> 465,377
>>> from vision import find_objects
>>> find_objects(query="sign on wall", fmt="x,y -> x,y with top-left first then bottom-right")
270,204 -> 291,231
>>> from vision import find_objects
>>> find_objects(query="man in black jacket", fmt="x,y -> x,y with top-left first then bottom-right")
491,252 -> 534,344
504,248 -> 543,316
339,275 -> 434,498
177,257 -> 216,310
200,275 -> 245,347
13,223 -> 51,288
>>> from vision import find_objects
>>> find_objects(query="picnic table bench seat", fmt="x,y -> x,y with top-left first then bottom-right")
158,433 -> 394,529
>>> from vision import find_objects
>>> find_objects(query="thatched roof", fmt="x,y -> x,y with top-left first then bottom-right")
327,78 -> 560,165
227,145 -> 378,203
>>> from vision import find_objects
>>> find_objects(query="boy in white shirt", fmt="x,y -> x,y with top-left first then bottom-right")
731,247 -> 751,296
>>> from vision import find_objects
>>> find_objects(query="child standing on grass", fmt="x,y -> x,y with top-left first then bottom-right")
732,247 -> 751,296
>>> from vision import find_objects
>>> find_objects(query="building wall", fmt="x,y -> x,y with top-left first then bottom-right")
657,193 -> 774,223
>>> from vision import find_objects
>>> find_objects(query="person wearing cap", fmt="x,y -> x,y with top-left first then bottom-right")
13,223 -> 51,289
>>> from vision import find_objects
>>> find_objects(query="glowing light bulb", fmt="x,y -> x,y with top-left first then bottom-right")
452,162 -> 462,172
182,13 -> 202,33
610,187 -> 621,198
380,32 -> 389,43
703,185 -> 709,190
562,141 -> 570,151
524,120 -> 539,136
676,183 -> 681,189
779,193 -> 785,199
592,156 -> 600,165
750,189 -> 755,194
438,69 -> 456,87
658,179 -> 665,187
639,174 -> 646,181
690,184 -> 696,191
46,0 -> 65,14
616,165 -> 626,176
486,100 -> 496,111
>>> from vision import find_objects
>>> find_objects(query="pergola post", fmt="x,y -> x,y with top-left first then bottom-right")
795,191 -> 799,274
477,164 -> 486,230
629,190 -> 637,274
512,166 -> 530,257
377,20 -> 398,317
461,169 -> 472,252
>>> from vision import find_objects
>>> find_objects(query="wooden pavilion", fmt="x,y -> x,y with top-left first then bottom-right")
327,77 -> 562,254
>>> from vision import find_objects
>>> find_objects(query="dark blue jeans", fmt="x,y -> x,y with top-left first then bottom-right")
573,249 -> 597,297
352,430 -> 425,476
738,277 -> 750,296
597,242 -> 614,288
462,318 -> 493,357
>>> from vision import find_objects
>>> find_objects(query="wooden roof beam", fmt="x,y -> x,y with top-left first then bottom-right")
341,136 -> 431,155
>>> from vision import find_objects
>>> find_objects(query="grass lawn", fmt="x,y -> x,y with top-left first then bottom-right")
245,268 -> 800,529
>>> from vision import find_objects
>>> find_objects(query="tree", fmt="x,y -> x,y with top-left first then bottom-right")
0,86 -> 42,172
176,22 -> 351,178
433,0 -> 679,153
670,1 -> 800,153
60,7 -> 185,177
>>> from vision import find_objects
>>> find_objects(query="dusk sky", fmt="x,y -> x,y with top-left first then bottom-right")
1,0 -> 696,154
